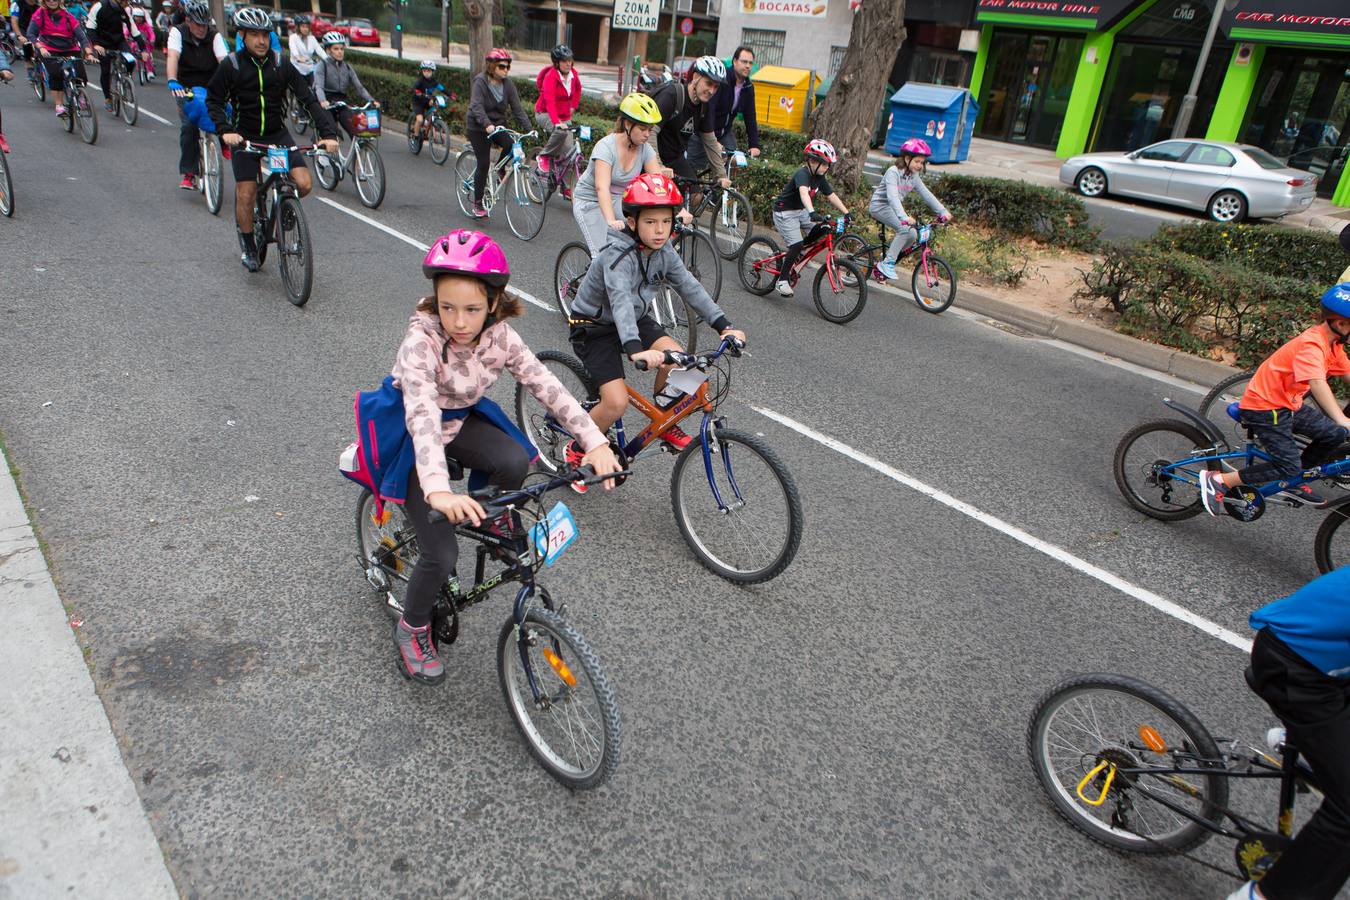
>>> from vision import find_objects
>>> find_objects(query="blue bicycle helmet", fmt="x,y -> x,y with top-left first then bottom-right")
1322,283 -> 1350,318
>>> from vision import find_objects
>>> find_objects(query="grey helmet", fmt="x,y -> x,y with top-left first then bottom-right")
182,0 -> 209,24
321,30 -> 348,46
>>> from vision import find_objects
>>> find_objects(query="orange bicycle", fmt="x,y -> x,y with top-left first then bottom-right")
737,213 -> 868,325
512,337 -> 803,584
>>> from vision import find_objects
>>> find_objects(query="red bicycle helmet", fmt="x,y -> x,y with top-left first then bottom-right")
621,173 -> 683,217
804,138 -> 837,165
900,137 -> 932,157
422,230 -> 510,288
485,47 -> 512,62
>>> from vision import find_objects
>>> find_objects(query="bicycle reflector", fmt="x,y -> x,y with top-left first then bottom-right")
542,647 -> 577,687
1138,725 -> 1168,753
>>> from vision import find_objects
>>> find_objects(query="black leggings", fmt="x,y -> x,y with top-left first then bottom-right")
467,128 -> 514,204
401,414 -> 530,628
96,40 -> 133,95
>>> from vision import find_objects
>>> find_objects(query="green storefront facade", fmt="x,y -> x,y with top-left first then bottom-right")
966,0 -> 1350,206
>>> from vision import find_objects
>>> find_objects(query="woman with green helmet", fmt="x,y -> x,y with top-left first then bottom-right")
569,92 -> 674,254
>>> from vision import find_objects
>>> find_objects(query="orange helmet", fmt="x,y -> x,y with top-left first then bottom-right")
621,173 -> 683,217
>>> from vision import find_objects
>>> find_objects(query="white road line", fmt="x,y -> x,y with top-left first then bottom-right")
314,196 -> 554,312
83,83 -> 174,126
750,404 -> 1254,653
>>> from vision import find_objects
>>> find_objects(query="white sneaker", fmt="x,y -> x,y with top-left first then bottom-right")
1198,471 -> 1226,517
1223,882 -> 1260,900
775,280 -> 793,297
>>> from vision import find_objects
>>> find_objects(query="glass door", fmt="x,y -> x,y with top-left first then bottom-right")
976,32 -> 1082,148
1244,50 -> 1350,199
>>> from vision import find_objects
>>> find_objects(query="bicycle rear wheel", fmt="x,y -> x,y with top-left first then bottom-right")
429,121 -> 450,165
1028,673 -> 1227,855
553,242 -> 591,320
202,139 -> 222,215
738,235 -> 780,296
32,66 -> 46,102
505,166 -> 546,241
812,257 -> 867,325
355,490 -> 420,620
278,195 -> 313,307
1112,419 -> 1216,520
497,607 -> 621,790
514,350 -> 595,474
119,73 -> 138,125
674,227 -> 722,301
453,149 -> 477,217
650,285 -> 699,353
0,150 -> 13,218
74,87 -> 97,144
670,425 -> 803,584
912,254 -> 956,314
353,143 -> 386,209
708,188 -> 753,261
835,232 -> 876,275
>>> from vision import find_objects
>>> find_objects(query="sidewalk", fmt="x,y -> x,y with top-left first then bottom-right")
0,445 -> 177,899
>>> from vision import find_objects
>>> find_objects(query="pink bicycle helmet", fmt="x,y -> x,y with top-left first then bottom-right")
422,230 -> 510,288
485,47 -> 512,62
900,138 -> 932,157
804,138 -> 837,165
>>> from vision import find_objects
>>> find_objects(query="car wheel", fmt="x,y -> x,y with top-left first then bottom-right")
1075,166 -> 1107,198
1208,190 -> 1246,223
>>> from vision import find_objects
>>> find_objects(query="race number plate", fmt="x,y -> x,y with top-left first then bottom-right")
919,224 -> 932,243
265,147 -> 288,174
512,141 -> 525,162
435,94 -> 447,107
666,366 -> 708,396
732,150 -> 747,167
579,125 -> 592,141
530,502 -> 579,566
365,109 -> 380,128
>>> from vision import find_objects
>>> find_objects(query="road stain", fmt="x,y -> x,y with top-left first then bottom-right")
109,638 -> 264,693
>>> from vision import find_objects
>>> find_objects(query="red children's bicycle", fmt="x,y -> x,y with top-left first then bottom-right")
737,213 -> 868,325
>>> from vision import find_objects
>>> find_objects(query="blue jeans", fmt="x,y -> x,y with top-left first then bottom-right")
1238,403 -> 1348,486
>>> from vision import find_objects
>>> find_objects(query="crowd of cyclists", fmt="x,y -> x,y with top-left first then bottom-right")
4,5 -> 1350,895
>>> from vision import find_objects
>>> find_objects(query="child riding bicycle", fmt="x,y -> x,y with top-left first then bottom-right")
566,172 -> 746,490
1200,283 -> 1350,515
868,137 -> 952,282
408,58 -> 441,140
349,230 -> 620,685
1229,565 -> 1350,900
771,138 -> 850,298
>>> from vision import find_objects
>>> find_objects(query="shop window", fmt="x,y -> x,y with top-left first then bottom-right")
741,28 -> 785,68
1242,48 -> 1350,199
975,31 -> 1082,148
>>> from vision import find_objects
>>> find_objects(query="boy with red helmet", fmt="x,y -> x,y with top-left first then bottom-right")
868,137 -> 952,282
565,173 -> 746,485
770,138 -> 851,297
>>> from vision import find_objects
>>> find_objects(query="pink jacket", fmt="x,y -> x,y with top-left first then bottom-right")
391,312 -> 607,498
534,66 -> 581,125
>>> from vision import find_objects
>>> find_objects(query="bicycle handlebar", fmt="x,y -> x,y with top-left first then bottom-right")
425,465 -> 631,522
633,336 -> 745,372
237,141 -> 322,155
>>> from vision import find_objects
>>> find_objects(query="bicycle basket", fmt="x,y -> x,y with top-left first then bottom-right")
351,109 -> 382,137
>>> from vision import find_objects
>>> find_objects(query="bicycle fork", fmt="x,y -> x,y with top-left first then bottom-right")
699,416 -> 745,513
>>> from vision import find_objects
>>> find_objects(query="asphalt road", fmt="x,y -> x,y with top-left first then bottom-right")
0,86 -> 1337,898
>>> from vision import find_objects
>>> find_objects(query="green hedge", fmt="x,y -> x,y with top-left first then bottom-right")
1149,222 -> 1345,285
926,174 -> 1099,251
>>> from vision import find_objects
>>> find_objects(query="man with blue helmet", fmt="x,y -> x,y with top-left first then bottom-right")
1201,282 -> 1350,515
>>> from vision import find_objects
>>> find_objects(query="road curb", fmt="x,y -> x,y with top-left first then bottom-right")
0,445 -> 178,899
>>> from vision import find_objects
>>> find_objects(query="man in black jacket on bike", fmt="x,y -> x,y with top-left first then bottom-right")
206,6 -> 337,272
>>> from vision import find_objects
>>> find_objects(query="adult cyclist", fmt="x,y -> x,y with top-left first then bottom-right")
311,30 -> 377,138
285,13 -> 318,84
165,0 -> 224,189
646,54 -> 728,189
26,0 -> 96,120
205,6 -> 337,271
84,0 -> 133,113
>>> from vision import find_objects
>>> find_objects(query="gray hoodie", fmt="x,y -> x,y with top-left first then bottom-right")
570,228 -> 731,355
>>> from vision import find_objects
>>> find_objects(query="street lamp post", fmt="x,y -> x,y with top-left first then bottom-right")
1171,0 -> 1232,138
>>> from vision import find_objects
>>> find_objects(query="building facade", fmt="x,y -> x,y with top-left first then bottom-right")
968,0 -> 1350,205
522,0 -> 720,66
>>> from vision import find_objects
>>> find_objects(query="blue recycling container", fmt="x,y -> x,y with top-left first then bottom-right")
884,83 -> 979,164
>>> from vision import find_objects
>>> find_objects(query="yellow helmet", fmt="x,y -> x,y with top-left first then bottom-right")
619,92 -> 662,126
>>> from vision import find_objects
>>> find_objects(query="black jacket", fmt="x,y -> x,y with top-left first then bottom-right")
206,49 -> 337,140
90,0 -> 131,48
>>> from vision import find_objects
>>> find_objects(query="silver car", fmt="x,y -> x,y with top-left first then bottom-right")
1059,140 -> 1319,223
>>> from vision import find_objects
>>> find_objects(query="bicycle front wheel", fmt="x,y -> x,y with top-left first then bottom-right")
428,121 -> 450,165
497,607 -> 621,790
674,227 -> 722,301
278,195 -> 313,307
738,235 -> 780,296
812,256 -> 867,325
0,150 -> 13,218
912,254 -> 956,314
353,143 -> 386,209
74,88 -> 97,144
202,139 -> 222,215
314,149 -> 339,191
514,350 -> 594,474
1112,419 -> 1215,521
553,242 -> 591,320
119,73 -> 137,125
1028,673 -> 1228,855
670,425 -> 803,584
32,67 -> 46,102
1314,498 -> 1350,573
506,166 -> 546,241
453,149 -> 477,217
708,188 -> 753,260
650,285 -> 699,353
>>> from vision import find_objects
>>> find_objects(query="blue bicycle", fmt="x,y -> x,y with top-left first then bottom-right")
513,336 -> 804,584
1113,397 -> 1350,571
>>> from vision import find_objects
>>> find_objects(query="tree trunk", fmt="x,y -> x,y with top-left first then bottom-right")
464,0 -> 494,74
809,0 -> 906,191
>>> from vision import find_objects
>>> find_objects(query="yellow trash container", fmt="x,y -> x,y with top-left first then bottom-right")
751,65 -> 819,133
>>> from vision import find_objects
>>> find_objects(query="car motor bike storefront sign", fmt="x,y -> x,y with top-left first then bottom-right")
613,0 -> 659,30
742,0 -> 829,19
1221,0 -> 1350,43
975,0 -> 1136,30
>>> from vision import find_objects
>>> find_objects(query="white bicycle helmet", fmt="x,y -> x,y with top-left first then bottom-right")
321,30 -> 348,47
691,55 -> 726,84
182,0 -> 209,24
231,6 -> 273,32
419,59 -> 437,70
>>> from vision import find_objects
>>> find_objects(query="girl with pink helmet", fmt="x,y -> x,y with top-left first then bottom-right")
386,229 -> 621,685
868,137 -> 953,282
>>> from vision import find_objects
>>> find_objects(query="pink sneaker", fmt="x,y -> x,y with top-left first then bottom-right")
471,202 -> 488,219
55,104 -> 68,118
179,174 -> 196,190
0,133 -> 9,154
